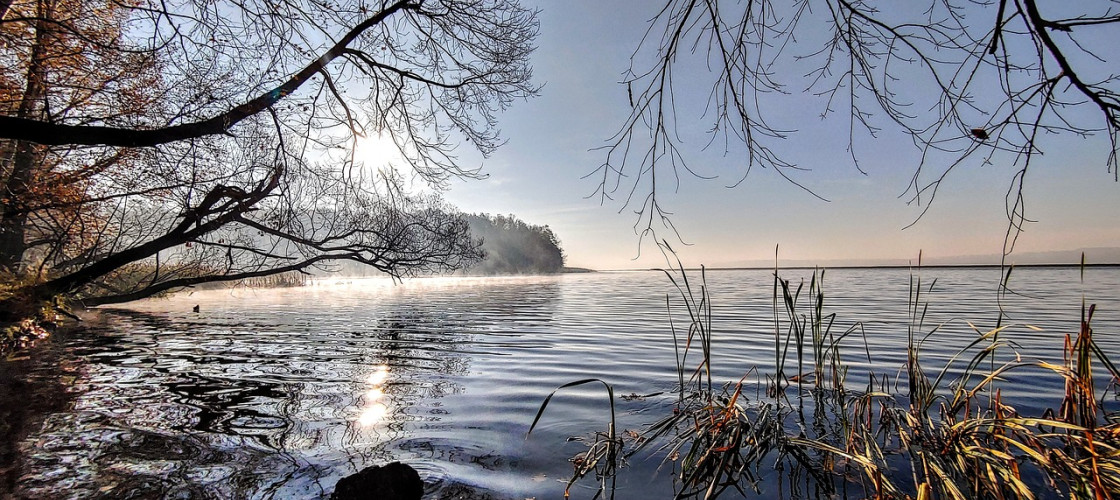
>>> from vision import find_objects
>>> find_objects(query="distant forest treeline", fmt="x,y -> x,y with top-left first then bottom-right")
312,212 -> 565,277
463,214 -> 564,275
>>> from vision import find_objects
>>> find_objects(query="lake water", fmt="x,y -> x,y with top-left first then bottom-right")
2,266 -> 1119,499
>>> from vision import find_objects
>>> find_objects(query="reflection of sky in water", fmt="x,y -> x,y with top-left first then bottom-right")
3,270 -> 1120,499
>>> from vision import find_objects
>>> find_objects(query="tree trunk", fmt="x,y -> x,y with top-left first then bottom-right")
0,0 -> 50,273
0,143 -> 36,272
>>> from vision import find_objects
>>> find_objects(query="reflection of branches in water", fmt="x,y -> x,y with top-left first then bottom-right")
7,279 -> 564,498
60,424 -> 303,499
6,313 -> 315,498
0,340 -> 83,496
3,309 -> 462,496
164,375 -> 294,446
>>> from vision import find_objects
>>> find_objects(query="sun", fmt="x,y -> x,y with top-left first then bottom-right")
354,132 -> 405,168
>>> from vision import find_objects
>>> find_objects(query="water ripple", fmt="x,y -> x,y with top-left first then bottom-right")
1,268 -> 1118,498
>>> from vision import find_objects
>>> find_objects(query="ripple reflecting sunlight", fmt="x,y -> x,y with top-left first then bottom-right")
359,365 -> 392,428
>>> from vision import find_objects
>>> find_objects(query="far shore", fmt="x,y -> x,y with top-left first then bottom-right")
560,266 -> 595,273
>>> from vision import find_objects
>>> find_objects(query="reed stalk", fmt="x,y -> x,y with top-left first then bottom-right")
527,378 -> 621,498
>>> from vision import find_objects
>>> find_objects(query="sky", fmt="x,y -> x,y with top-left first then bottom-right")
428,1 -> 1120,270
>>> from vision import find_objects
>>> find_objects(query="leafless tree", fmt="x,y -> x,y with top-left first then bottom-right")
0,0 -> 539,314
595,0 -> 1118,255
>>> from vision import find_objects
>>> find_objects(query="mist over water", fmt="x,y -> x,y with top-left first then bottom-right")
2,267 -> 1119,499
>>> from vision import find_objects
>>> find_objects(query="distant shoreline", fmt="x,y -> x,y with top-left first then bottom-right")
620,262 -> 1120,272
560,266 -> 596,273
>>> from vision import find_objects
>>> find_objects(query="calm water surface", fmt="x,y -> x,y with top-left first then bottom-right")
2,267 -> 1119,499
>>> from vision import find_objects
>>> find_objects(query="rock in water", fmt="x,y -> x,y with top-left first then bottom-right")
331,462 -> 423,500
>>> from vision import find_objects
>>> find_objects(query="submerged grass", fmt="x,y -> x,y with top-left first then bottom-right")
536,254 -> 1120,499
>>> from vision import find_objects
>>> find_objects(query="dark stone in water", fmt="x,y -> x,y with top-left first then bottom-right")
331,462 -> 423,500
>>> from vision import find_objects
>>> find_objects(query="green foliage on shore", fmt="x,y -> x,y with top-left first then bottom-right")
463,214 -> 565,275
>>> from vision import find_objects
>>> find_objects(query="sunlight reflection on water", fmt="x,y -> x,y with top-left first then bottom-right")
359,365 -> 392,427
